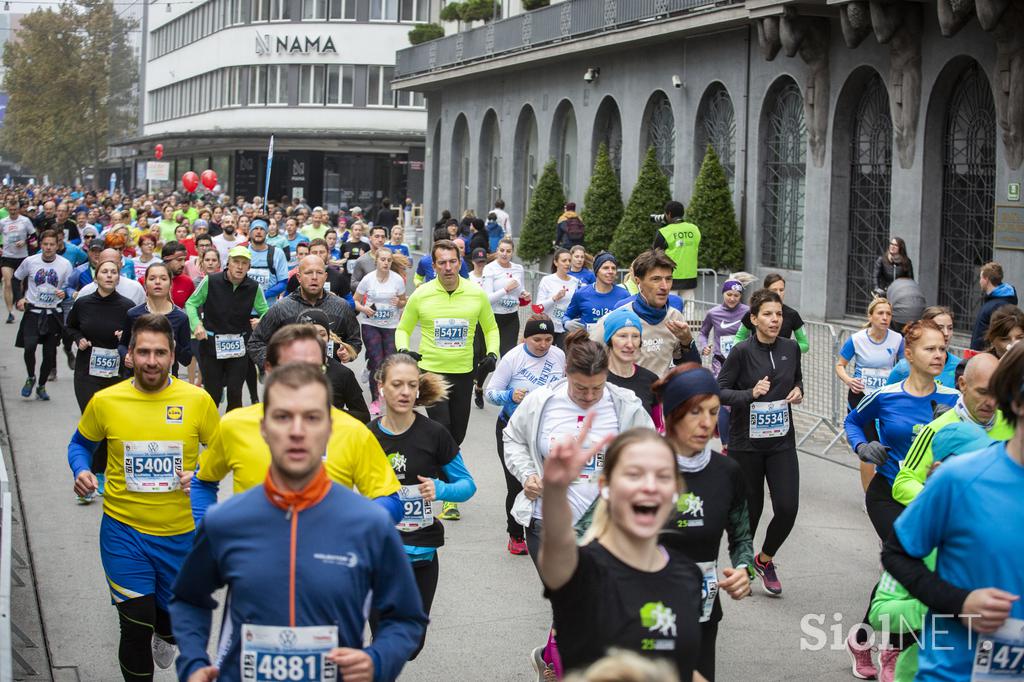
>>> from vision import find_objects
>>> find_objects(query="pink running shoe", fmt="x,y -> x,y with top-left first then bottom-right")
878,646 -> 901,682
507,536 -> 528,555
753,554 -> 782,596
846,629 -> 878,680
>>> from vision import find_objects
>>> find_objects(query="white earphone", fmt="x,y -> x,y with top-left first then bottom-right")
600,488 -> 609,500
671,493 -> 679,505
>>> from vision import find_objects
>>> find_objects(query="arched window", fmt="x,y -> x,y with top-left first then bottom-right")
644,93 -> 675,182
938,62 -> 996,328
513,106 -> 539,222
451,115 -> 470,214
592,97 -> 622,179
479,110 -> 501,211
761,80 -> 807,270
846,74 -> 893,315
696,83 -> 736,186
552,101 -> 578,199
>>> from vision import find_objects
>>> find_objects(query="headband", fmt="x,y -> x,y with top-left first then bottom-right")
661,367 -> 720,415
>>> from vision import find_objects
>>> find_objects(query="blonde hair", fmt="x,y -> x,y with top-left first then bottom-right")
375,353 -> 450,407
562,649 -> 680,682
582,429 -> 682,544
863,297 -> 893,329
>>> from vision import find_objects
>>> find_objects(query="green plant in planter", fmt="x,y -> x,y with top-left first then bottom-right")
408,23 -> 445,44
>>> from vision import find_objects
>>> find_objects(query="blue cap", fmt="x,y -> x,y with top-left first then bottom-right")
932,421 -> 990,462
593,251 -> 617,273
602,306 -> 643,344
249,218 -> 269,231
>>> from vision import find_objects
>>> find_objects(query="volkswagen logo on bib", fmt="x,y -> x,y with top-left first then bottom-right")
278,629 -> 298,649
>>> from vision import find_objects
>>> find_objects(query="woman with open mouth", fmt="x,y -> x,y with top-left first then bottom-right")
654,364 -> 754,680
539,424 -> 707,681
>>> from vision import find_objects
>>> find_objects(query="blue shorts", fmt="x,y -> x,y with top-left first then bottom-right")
99,514 -> 193,609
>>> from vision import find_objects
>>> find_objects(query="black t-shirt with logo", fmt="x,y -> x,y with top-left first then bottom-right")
660,453 -> 753,623
369,413 -> 458,548
546,541 -> 702,678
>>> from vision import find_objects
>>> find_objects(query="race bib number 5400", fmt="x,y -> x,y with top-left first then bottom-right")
123,441 -> 183,493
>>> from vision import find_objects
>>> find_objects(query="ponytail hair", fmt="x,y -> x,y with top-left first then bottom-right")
581,428 -> 681,544
375,352 -> 450,407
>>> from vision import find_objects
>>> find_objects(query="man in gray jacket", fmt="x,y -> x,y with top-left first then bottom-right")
350,225 -> 388,291
248,255 -> 361,368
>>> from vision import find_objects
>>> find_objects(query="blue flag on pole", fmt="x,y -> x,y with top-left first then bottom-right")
263,135 -> 274,205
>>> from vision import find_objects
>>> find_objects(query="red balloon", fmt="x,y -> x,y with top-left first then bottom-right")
200,169 -> 218,190
155,144 -> 164,160
182,171 -> 199,193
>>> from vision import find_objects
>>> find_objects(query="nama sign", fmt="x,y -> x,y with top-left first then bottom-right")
255,32 -> 338,55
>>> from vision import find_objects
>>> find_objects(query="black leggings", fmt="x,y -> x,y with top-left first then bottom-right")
115,594 -> 174,681
197,347 -> 249,411
370,555 -> 439,660
24,332 -> 60,386
730,448 -> 799,557
697,620 -> 719,681
426,371 -> 474,446
74,372 -> 120,473
245,357 -> 259,403
475,313 -> 520,387
495,415 -> 525,540
848,390 -> 879,442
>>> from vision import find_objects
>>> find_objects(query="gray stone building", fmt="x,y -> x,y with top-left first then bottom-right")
392,0 -> 1023,327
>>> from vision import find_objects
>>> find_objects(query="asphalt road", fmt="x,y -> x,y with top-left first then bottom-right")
0,315 -> 882,681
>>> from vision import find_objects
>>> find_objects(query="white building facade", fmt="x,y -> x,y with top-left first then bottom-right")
130,0 -> 431,210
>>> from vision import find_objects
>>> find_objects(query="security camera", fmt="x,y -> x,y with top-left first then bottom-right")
583,67 -> 600,83
672,75 -> 683,89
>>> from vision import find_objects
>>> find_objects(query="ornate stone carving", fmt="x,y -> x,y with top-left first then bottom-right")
936,0 -> 975,36
976,0 -> 1011,29
780,7 -> 830,166
885,3 -> 923,169
757,16 -> 781,61
869,0 -> 903,43
993,0 -> 1024,168
840,1 -> 873,48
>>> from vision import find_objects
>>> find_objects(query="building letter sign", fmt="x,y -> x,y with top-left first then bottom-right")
255,32 -> 337,55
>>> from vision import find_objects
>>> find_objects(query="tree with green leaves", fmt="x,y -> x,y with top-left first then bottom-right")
609,147 -> 672,266
688,145 -> 744,272
580,143 -> 623,254
517,159 -> 566,264
1,1 -> 137,183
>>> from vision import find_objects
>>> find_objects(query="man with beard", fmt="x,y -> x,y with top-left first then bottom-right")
212,213 -> 245,263
246,218 -> 289,301
160,241 -> 195,308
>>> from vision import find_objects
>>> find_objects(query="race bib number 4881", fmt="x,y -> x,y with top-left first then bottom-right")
241,624 -> 338,682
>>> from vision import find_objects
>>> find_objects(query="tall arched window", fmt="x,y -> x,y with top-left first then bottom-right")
552,101 -> 578,199
643,93 -> 675,182
761,80 -> 807,270
846,74 -> 893,315
451,115 -> 470,214
513,106 -> 539,223
938,62 -> 996,328
696,83 -> 736,186
592,97 -> 622,179
479,110 -> 501,211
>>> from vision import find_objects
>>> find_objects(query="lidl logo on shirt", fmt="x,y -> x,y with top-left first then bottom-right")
675,492 -> 704,527
388,452 -> 407,474
166,406 -> 183,424
639,601 -> 677,651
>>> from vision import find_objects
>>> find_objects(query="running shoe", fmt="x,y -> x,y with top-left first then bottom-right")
438,502 -> 460,521
369,400 -> 381,417
508,536 -> 528,556
76,491 -> 96,505
96,473 -> 106,497
48,367 -> 57,382
35,386 -> 50,401
20,377 -> 35,398
474,387 -> 484,409
531,646 -> 556,682
5,313 -> 13,324
878,646 -> 901,682
65,347 -> 76,371
753,554 -> 782,596
151,635 -> 177,670
846,629 -> 879,680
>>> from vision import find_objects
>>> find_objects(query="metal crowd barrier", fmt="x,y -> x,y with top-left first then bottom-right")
0,445 -> 12,682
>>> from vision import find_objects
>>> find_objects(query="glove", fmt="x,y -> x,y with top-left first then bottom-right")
400,349 -> 423,363
476,352 -> 497,375
856,441 -> 890,466
563,319 -> 586,333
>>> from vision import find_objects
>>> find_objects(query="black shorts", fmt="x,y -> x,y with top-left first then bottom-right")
1,256 -> 26,271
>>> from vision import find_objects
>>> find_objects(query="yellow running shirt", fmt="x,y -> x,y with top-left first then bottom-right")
77,378 -> 220,536
197,403 -> 400,498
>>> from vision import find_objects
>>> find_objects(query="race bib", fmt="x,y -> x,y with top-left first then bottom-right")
697,560 -> 719,623
396,484 -> 434,532
372,304 -> 395,322
860,367 -> 890,392
345,259 -> 357,274
973,618 -> 1024,681
551,305 -> 567,321
241,624 -> 338,682
88,347 -> 120,378
578,450 -> 605,482
36,288 -> 58,307
433,318 -> 469,348
499,296 -> 518,310
123,440 -> 183,493
249,267 -> 272,289
749,400 -> 790,439
215,333 -> 246,359
719,335 -> 736,358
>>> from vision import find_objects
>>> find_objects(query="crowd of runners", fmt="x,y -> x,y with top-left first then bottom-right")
0,185 -> 1020,682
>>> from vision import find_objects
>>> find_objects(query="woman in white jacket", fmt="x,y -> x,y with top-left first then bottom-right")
533,248 -> 580,347
502,328 -> 653,679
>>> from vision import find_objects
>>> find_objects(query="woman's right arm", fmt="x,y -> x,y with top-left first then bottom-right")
717,345 -> 752,406
485,353 -> 516,407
